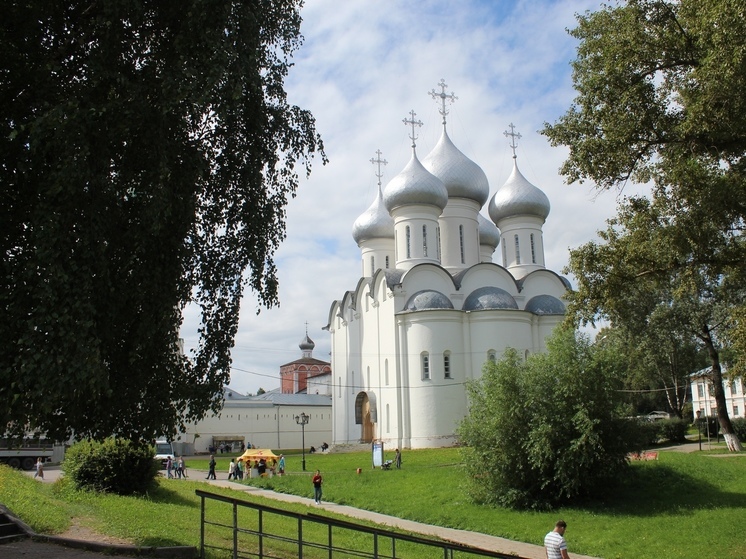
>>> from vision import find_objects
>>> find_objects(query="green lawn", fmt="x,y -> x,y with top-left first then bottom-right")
2,446 -> 745,559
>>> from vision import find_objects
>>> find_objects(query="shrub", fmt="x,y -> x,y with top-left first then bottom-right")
458,328 -> 634,510
658,418 -> 688,443
63,438 -> 159,495
730,418 -> 746,441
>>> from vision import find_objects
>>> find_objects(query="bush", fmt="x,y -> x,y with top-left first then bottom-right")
730,418 -> 746,441
63,438 -> 159,495
458,328 -> 634,510
659,418 -> 688,443
628,418 -> 661,447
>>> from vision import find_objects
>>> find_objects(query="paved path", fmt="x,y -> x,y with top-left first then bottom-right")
14,465 -> 599,559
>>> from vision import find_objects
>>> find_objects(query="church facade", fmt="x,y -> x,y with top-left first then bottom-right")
325,82 -> 570,449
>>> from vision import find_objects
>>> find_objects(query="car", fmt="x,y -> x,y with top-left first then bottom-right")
647,411 -> 670,421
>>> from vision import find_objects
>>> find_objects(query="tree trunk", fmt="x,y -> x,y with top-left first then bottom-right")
702,327 -> 742,452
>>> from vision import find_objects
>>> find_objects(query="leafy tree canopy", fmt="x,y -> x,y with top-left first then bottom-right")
1,1 -> 324,443
543,0 -> 745,450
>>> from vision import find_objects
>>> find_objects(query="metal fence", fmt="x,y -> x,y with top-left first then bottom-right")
196,489 -> 524,559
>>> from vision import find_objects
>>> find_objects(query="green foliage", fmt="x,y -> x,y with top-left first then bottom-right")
632,419 -> 661,447
658,418 -> 689,443
1,1 -> 325,442
731,418 -> 746,441
458,328 -> 636,509
63,438 -> 159,495
543,0 -> 745,448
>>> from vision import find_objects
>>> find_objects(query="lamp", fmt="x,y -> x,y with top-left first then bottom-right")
295,412 -> 310,471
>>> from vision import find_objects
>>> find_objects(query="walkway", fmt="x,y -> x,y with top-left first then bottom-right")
11,466 -> 599,559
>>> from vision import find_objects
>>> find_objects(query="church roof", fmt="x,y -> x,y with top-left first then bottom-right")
248,389 -> 332,406
422,127 -> 490,206
478,212 -> 501,248
488,159 -> 550,222
463,286 -> 518,310
383,151 -> 448,212
404,290 -> 454,311
524,294 -> 565,315
352,184 -> 394,243
279,356 -> 330,368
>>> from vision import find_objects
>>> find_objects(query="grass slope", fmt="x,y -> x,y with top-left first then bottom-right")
1,447 -> 744,559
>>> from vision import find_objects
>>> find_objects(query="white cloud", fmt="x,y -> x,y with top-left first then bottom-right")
181,0 -> 644,395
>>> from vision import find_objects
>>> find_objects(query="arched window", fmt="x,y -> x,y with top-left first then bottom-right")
530,233 -> 536,264
422,224 -> 428,256
488,350 -> 497,363
370,256 -> 375,275
406,226 -> 411,258
385,255 -> 390,269
367,366 -> 370,390
502,238 -> 507,266
386,404 -> 390,434
514,234 -> 521,264
421,352 -> 430,380
437,226 -> 442,260
459,225 -> 465,264
385,359 -> 389,386
351,370 -> 355,393
443,351 -> 451,379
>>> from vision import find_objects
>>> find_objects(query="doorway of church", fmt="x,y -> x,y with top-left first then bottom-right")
361,396 -> 374,443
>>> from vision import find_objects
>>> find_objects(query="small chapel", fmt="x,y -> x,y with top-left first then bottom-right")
325,81 -> 570,449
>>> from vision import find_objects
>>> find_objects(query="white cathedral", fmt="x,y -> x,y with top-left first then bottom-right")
325,81 -> 570,449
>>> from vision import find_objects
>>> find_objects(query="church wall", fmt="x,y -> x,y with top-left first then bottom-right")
456,264 -> 520,301
399,310 -> 467,448
391,205 -> 442,270
519,271 -> 569,301
497,215 -> 547,279
438,199 -> 481,271
466,310 -> 534,366
359,238 -> 395,277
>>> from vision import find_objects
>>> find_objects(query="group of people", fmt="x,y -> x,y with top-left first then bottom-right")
165,456 -> 187,479
227,458 -> 246,480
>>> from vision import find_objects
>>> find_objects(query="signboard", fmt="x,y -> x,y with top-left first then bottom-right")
372,440 -> 384,468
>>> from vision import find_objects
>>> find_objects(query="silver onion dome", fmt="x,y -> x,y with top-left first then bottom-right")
383,153 -> 448,212
422,128 -> 490,206
488,160 -> 550,223
299,333 -> 315,351
478,212 -> 500,248
352,186 -> 394,244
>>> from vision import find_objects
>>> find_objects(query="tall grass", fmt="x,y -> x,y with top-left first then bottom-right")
2,447 -> 745,559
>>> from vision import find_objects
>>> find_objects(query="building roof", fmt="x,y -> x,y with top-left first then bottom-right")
248,389 -> 332,406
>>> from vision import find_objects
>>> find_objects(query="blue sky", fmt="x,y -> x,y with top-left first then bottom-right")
180,0 -> 645,395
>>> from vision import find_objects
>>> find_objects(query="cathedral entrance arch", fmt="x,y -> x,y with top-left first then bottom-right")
354,391 -> 377,443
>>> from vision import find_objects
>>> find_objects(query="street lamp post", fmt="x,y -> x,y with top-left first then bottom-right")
696,410 -> 702,451
295,412 -> 310,472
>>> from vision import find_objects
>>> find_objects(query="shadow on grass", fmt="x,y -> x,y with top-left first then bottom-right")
585,463 -> 746,516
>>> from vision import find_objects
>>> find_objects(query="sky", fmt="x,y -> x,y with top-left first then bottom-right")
181,0 -> 645,396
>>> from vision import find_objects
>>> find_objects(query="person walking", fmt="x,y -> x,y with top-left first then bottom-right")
207,455 -> 217,479
228,458 -> 236,480
166,456 -> 174,479
33,457 -> 44,480
544,520 -> 571,559
395,448 -> 401,469
278,454 -> 285,476
312,470 -> 323,504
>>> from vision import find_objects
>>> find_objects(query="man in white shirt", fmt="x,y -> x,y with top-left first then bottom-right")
544,520 -> 570,559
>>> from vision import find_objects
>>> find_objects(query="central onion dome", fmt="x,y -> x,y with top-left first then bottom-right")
422,128 -> 490,206
383,153 -> 448,212
488,160 -> 550,222
352,186 -> 394,244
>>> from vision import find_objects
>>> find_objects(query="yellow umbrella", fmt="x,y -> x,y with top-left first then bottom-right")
236,449 -> 279,463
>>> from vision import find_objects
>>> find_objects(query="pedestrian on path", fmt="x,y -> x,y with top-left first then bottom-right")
166,456 -> 174,479
228,458 -> 236,480
544,520 -> 570,559
278,454 -> 285,476
312,470 -> 323,504
33,457 -> 44,479
206,455 -> 217,479
395,448 -> 401,469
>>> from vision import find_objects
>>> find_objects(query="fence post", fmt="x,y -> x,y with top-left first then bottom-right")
199,495 -> 205,559
233,502 -> 238,559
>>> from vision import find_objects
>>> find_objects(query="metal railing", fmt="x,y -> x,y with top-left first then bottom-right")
196,489 -> 524,559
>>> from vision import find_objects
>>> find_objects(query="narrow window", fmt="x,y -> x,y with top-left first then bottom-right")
530,233 -> 536,264
351,370 -> 355,393
734,405 -> 740,417
514,234 -> 521,264
502,238 -> 507,266
422,353 -> 430,380
367,366 -> 370,390
488,350 -> 496,363
386,404 -> 390,433
385,359 -> 389,386
338,377 -> 342,397
444,351 -> 451,379
370,256 -> 375,275
697,383 -> 705,398
422,224 -> 428,257
406,226 -> 411,258
437,227 -> 442,260
395,230 -> 398,260
459,225 -> 465,264
385,255 -> 390,269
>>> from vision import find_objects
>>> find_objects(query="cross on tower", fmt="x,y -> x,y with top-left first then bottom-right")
504,123 -> 522,159
429,79 -> 458,125
402,110 -> 423,149
369,149 -> 388,187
